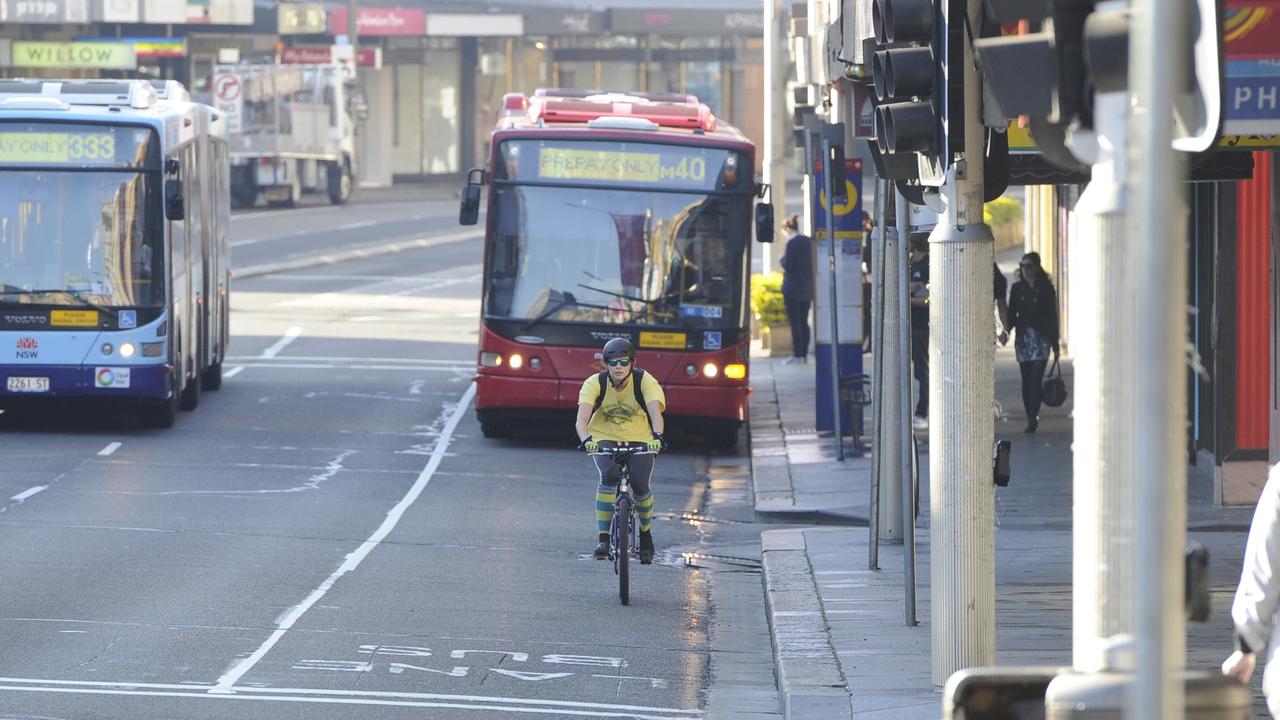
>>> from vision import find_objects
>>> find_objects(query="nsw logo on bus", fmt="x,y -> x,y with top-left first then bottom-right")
15,337 -> 38,359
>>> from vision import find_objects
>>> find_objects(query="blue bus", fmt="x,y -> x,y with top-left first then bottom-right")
0,80 -> 230,427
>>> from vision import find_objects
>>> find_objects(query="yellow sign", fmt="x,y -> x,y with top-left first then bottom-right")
818,179 -> 860,216
539,148 -> 707,185
639,331 -> 686,350
1218,135 -> 1280,150
0,132 -> 117,165
12,41 -> 136,70
51,310 -> 99,328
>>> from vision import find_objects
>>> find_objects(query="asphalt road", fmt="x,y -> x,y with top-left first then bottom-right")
0,200 -> 777,719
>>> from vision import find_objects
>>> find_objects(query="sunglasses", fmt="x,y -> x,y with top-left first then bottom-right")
606,358 -> 632,367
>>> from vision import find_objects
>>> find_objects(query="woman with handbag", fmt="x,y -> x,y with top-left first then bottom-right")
1005,252 -> 1061,434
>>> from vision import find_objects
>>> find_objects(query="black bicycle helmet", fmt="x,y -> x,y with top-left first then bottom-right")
601,337 -> 635,361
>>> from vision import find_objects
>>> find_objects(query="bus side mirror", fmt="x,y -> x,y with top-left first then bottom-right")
459,167 -> 486,226
165,179 -> 185,221
755,202 -> 774,243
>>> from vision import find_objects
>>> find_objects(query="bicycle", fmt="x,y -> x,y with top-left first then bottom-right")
587,443 -> 653,606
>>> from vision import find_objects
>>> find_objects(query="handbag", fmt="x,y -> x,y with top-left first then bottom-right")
1042,357 -> 1068,408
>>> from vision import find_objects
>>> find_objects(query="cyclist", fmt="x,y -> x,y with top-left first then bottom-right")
575,338 -> 666,564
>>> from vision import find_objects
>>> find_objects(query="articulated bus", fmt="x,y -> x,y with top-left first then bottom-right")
0,80 -> 231,427
461,89 -> 773,448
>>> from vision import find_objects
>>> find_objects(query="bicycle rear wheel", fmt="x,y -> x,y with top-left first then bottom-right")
616,496 -> 632,605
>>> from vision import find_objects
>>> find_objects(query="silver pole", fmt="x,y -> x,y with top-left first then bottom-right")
869,177 -> 885,569
1129,0 -> 1188,715
896,186 -> 916,626
1069,89 -> 1137,673
347,0 -> 358,59
930,0 -> 995,686
822,136 -> 844,460
762,0 -> 788,274
879,178 -> 903,542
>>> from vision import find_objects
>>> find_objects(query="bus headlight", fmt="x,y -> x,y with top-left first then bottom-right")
724,363 -> 746,380
119,342 -> 136,358
702,363 -> 719,378
479,352 -> 503,368
508,353 -> 524,369
101,343 -> 114,355
529,357 -> 541,370
685,364 -> 697,377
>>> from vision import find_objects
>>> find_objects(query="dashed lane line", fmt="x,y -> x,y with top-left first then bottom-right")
9,486 -> 46,502
97,442 -> 122,457
260,327 -> 303,359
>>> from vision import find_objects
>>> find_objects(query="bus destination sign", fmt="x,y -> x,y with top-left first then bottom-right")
501,140 -> 740,191
0,124 -> 153,168
539,148 -> 708,185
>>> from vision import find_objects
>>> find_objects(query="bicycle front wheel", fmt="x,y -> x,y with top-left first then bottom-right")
616,496 -> 632,606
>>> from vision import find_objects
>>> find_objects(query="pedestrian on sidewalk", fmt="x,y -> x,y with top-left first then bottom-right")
1223,462 -> 1280,716
1005,252 -> 1060,434
779,214 -> 812,364
909,233 -> 929,430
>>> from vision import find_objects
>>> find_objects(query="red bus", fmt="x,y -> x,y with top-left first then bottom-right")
459,89 -> 773,448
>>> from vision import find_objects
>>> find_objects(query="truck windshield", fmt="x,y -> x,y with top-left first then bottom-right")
485,184 -> 749,329
0,171 -> 163,307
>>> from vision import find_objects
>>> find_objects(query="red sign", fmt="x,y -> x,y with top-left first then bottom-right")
328,8 -> 425,37
280,47 -> 380,68
1226,2 -> 1280,59
16,337 -> 37,351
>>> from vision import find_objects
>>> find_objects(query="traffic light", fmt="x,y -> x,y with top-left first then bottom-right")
870,0 -> 955,187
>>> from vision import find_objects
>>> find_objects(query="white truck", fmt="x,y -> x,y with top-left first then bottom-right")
212,60 -> 360,207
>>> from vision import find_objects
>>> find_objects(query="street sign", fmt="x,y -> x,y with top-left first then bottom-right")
213,73 -> 243,133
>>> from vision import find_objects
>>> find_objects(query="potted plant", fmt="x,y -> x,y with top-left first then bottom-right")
750,273 -> 791,357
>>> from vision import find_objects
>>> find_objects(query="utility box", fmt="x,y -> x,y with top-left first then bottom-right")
1045,671 -> 1251,719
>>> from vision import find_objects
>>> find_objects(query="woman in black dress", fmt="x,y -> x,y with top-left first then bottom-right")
1005,252 -> 1060,434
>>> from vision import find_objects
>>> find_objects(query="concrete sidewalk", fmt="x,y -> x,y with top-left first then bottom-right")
749,346 -> 1264,718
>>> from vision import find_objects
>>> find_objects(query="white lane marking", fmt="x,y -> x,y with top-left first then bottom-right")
10,486 -> 47,502
224,366 -> 245,379
159,450 -> 353,496
210,383 -> 477,693
97,442 -> 122,457
0,677 -> 702,716
409,380 -> 426,395
230,220 -> 381,248
260,327 -> 303,359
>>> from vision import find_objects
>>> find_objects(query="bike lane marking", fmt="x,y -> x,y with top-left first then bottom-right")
209,382 -> 476,693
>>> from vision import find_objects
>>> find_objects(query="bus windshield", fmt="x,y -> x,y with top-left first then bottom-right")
0,171 -> 163,307
485,184 -> 749,329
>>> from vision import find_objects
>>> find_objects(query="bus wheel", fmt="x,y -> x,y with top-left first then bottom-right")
478,411 -> 514,439
179,368 -> 201,411
203,361 -> 223,391
144,378 -> 179,429
704,425 -> 739,450
327,161 -> 352,205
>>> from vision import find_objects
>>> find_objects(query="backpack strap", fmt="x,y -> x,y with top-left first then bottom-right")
591,370 -> 609,415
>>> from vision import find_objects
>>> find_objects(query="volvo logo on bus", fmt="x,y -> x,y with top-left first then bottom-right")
16,337 -> 38,359
589,331 -> 632,342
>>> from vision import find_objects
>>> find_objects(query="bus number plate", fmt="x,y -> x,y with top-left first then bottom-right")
6,377 -> 49,393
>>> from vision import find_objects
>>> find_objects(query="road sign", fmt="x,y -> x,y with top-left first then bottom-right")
212,73 -> 242,133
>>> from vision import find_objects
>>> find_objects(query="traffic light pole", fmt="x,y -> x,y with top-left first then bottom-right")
874,177 -> 904,553
930,0 -> 995,686
896,186 -> 917,626
1130,0 -> 1189,715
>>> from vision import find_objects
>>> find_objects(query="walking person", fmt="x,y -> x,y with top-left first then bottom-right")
908,233 -> 929,430
1004,252 -> 1060,434
779,214 -> 812,364
1223,462 -> 1280,716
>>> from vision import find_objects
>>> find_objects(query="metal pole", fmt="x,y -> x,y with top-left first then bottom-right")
822,136 -> 844,460
930,0 -> 995,686
897,186 -> 916,626
763,0 -> 789,274
869,177 -> 885,569
347,0 -> 358,58
1069,85 -> 1140,675
1129,0 -> 1188,715
879,177 -> 903,542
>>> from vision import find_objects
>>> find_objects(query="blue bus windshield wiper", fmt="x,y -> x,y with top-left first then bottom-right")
0,289 -> 119,320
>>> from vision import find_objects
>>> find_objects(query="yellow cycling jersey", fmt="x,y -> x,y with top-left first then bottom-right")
578,371 -> 666,443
